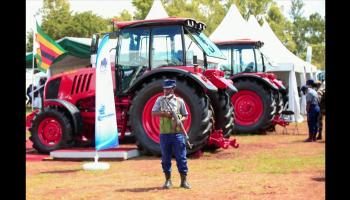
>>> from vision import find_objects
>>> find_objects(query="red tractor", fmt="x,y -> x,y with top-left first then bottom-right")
213,39 -> 286,133
26,18 -> 238,155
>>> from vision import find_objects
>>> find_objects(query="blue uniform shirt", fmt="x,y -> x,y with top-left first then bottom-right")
152,95 -> 188,133
306,88 -> 319,105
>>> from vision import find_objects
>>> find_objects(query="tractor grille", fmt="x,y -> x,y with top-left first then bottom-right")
70,73 -> 93,95
46,78 -> 61,99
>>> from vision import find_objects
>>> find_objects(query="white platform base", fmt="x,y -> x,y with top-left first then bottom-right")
83,162 -> 110,170
50,147 -> 140,160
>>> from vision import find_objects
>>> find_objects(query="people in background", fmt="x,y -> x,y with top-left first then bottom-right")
301,79 -> 320,142
26,84 -> 33,107
32,78 -> 47,109
313,81 -> 325,140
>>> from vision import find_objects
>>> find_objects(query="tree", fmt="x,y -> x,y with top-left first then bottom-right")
225,0 -> 272,23
303,13 -> 325,69
289,0 -> 307,56
26,32 -> 33,52
114,9 -> 133,21
65,11 -> 110,38
40,0 -> 72,40
132,0 -> 153,20
266,2 -> 296,53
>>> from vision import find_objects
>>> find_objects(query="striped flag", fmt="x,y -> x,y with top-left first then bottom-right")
33,22 -> 66,72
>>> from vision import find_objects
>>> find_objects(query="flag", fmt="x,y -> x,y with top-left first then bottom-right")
95,34 -> 119,151
33,21 -> 66,72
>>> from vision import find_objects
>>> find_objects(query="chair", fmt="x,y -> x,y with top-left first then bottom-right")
280,108 -> 300,135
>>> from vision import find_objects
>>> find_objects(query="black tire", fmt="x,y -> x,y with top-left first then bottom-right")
128,78 -> 213,156
208,89 -> 234,138
29,108 -> 74,154
274,91 -> 284,115
231,79 -> 276,134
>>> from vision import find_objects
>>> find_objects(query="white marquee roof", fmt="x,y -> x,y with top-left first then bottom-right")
210,4 -> 253,42
145,0 -> 169,20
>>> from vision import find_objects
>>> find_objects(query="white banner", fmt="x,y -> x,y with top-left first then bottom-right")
95,34 -> 119,151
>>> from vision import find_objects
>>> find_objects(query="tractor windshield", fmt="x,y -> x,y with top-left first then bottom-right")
184,27 -> 225,67
213,45 -> 267,78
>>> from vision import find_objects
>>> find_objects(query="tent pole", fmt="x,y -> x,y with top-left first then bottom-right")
31,27 -> 35,112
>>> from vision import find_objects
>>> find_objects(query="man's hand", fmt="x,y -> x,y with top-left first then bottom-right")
161,111 -> 173,118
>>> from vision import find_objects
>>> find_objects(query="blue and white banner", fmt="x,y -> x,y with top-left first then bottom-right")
95,34 -> 119,151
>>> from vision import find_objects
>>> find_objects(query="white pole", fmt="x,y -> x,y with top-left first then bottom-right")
31,27 -> 35,111
31,15 -> 38,111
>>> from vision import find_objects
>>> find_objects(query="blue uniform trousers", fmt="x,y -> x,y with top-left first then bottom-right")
307,104 -> 320,134
160,133 -> 188,175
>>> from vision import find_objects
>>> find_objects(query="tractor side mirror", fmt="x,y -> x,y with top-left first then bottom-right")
90,34 -> 100,54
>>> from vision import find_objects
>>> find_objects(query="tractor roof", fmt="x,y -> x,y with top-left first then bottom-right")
114,17 -> 206,31
214,39 -> 264,48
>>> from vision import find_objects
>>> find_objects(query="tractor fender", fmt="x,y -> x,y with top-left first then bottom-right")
231,74 -> 279,91
126,68 -> 218,94
44,99 -> 83,135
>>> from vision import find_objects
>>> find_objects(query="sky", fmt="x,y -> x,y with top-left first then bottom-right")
26,0 -> 325,36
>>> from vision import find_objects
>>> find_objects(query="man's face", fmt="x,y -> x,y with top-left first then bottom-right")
163,88 -> 173,96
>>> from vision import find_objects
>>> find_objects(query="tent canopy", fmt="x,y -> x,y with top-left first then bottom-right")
210,5 -> 253,42
145,0 -> 168,20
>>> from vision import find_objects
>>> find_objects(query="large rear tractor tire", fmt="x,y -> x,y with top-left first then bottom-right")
128,78 -> 213,156
231,79 -> 276,134
208,89 -> 234,138
29,108 -> 74,154
274,91 -> 284,115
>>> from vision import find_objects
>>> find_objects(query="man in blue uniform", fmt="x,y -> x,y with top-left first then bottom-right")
301,79 -> 321,142
152,79 -> 191,189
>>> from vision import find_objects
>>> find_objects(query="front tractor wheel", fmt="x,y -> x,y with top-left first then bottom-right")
29,108 -> 74,154
129,78 -> 213,156
209,89 -> 235,138
231,79 -> 276,134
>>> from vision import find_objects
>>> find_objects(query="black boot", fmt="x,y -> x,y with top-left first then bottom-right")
316,132 -> 322,140
312,132 -> 317,142
163,172 -> 172,189
180,173 -> 191,189
304,133 -> 313,142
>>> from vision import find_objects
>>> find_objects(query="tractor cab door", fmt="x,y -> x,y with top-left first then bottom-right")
116,28 -> 150,93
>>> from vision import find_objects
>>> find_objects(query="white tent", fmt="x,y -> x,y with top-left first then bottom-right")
210,4 -> 253,42
257,19 -> 323,119
145,0 -> 169,20
209,4 -> 306,122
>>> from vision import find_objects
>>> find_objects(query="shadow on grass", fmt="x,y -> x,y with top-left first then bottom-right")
312,177 -> 325,182
40,169 -> 82,174
115,186 -> 163,192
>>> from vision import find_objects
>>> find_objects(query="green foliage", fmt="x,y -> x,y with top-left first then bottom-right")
132,0 -> 153,20
266,2 -> 296,53
26,32 -> 33,52
226,0 -> 272,23
40,0 -> 72,40
26,0 -> 325,69
65,11 -> 110,38
287,0 -> 325,68
114,9 -> 133,21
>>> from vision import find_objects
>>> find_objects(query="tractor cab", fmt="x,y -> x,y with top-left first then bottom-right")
92,18 -> 226,94
211,39 -> 268,78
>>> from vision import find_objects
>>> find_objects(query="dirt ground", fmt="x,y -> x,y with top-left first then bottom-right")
26,118 -> 325,200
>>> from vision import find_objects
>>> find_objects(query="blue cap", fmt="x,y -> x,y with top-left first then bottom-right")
163,79 -> 176,88
301,85 -> 308,91
306,79 -> 314,86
